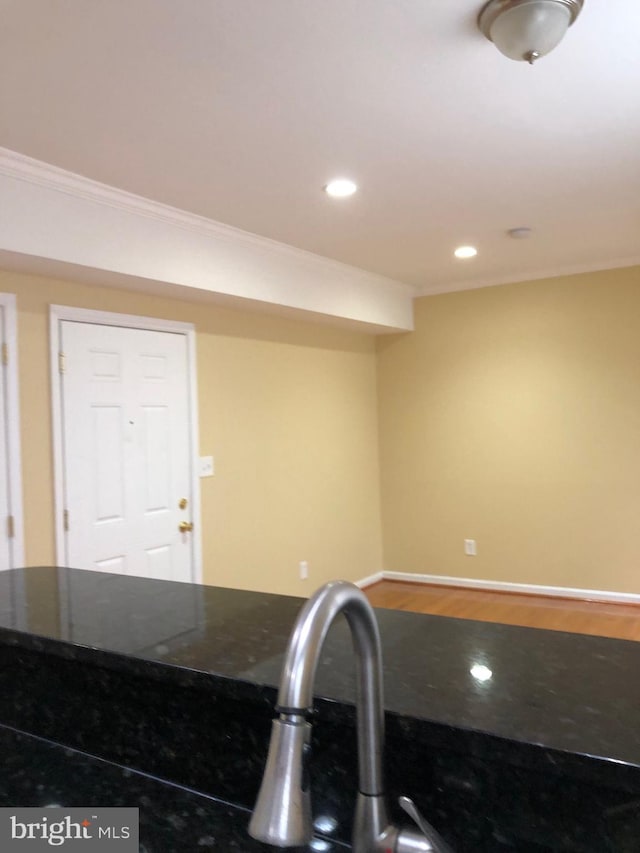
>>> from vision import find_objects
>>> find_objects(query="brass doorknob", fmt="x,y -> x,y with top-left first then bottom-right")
178,521 -> 194,533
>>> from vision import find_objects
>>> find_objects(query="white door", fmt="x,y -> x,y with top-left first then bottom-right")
0,295 -> 23,573
59,320 -> 197,582
0,304 -> 13,571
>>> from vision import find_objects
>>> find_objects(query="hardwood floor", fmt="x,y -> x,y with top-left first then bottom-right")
364,580 -> 640,641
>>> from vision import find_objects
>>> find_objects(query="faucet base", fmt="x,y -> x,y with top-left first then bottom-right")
353,792 -> 397,853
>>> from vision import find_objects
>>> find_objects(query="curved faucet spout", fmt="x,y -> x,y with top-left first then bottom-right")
249,581 -> 387,847
249,580 -> 453,852
276,580 -> 385,796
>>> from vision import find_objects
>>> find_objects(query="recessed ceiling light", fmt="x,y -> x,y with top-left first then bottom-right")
454,245 -> 478,259
324,178 -> 357,198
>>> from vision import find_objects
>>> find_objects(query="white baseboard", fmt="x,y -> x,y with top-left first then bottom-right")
354,571 -> 384,589
354,570 -> 640,605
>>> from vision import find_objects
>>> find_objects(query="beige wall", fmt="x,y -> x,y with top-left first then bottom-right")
1,269 -> 384,596
377,265 -> 640,594
6,263 -> 640,598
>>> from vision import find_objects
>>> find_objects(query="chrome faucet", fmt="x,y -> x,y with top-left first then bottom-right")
248,580 -> 454,853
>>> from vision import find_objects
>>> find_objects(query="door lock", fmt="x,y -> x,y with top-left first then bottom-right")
178,521 -> 194,533
179,498 -> 188,510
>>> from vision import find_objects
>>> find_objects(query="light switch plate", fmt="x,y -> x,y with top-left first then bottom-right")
199,456 -> 214,477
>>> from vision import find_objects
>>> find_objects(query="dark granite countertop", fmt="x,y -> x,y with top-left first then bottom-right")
0,724 -> 347,852
1,566 -> 640,777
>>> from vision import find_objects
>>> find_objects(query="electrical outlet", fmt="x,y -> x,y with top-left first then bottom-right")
464,539 -> 477,556
299,560 -> 309,580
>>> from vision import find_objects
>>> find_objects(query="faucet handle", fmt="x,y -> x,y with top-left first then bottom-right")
396,796 -> 455,853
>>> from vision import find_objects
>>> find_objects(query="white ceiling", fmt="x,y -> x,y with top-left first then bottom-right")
1,0 -> 639,295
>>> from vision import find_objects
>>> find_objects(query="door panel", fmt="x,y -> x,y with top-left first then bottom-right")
60,321 -> 195,582
142,405 -> 171,511
94,405 -> 125,521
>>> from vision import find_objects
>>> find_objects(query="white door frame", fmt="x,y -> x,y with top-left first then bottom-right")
0,293 -> 25,568
49,305 -> 202,583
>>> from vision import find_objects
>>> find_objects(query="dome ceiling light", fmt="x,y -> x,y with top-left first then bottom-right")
478,0 -> 584,64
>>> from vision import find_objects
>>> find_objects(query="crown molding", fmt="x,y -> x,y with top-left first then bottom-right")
0,147 -> 414,296
417,256 -> 640,298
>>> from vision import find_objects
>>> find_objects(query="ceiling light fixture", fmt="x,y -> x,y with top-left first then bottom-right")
324,178 -> 357,198
478,0 -> 584,64
454,245 -> 478,259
